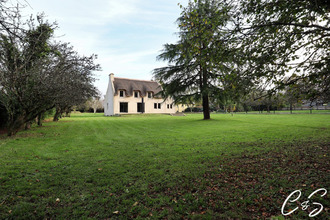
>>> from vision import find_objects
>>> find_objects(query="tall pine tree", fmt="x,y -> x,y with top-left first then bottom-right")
153,0 -> 233,120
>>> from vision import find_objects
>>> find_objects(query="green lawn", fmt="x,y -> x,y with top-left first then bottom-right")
0,113 -> 329,219
234,109 -> 330,114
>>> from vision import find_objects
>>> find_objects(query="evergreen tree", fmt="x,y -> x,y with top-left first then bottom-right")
153,0 -> 234,120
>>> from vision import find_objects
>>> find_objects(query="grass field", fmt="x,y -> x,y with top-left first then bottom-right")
0,113 -> 329,219
234,109 -> 330,114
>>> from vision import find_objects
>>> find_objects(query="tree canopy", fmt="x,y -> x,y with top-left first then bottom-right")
235,0 -> 329,97
155,0 -> 329,118
0,2 -> 100,135
154,0 -> 245,120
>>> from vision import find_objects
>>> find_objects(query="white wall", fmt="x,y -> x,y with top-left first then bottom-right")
113,94 -> 177,114
104,74 -> 180,115
104,74 -> 115,116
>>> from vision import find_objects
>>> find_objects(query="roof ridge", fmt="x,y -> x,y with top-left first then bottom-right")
114,77 -> 156,83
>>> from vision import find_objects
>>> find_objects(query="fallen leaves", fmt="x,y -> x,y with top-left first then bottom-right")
146,140 -> 329,218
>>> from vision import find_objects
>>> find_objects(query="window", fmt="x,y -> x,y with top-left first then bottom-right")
170,104 -> 173,109
154,103 -> 157,109
119,90 -> 124,97
158,103 -> 161,109
148,92 -> 152,98
134,91 -> 139,98
120,102 -> 128,113
167,104 -> 169,109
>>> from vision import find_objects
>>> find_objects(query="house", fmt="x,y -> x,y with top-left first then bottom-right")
104,73 -> 178,116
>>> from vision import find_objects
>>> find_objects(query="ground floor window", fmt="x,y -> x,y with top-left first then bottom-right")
158,103 -> 161,109
120,102 -> 128,113
154,103 -> 157,109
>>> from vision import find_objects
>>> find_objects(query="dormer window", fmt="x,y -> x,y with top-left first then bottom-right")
119,90 -> 124,97
134,91 -> 139,98
148,92 -> 152,98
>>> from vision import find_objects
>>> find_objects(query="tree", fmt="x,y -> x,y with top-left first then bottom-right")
0,3 -> 99,135
235,0 -> 330,97
0,15 -> 56,135
283,83 -> 303,114
153,0 -> 235,120
0,0 -> 17,33
86,90 -> 103,113
51,42 -> 99,121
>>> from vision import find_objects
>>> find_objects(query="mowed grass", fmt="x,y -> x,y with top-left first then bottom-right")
0,113 -> 329,219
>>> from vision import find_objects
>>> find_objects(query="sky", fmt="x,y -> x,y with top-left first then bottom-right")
21,0 -> 189,95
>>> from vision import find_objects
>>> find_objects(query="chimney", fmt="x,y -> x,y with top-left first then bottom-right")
109,73 -> 114,82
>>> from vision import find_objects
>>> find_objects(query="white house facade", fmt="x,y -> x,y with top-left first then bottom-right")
104,73 -> 178,116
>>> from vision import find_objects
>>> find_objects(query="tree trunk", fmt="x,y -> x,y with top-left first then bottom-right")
202,94 -> 210,120
37,113 -> 43,126
25,122 -> 32,130
65,109 -> 71,117
53,107 -> 61,121
200,47 -> 210,120
7,115 -> 25,136
290,103 -> 293,114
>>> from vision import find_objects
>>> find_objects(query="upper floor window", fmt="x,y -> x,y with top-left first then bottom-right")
148,92 -> 152,98
119,90 -> 124,97
134,91 -> 139,98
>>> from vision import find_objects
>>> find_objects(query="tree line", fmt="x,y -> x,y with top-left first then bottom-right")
0,1 -> 100,136
153,0 -> 329,119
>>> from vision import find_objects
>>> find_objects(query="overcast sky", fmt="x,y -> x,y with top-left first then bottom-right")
22,0 -> 189,95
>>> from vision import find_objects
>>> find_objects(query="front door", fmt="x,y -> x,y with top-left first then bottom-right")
137,103 -> 145,113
